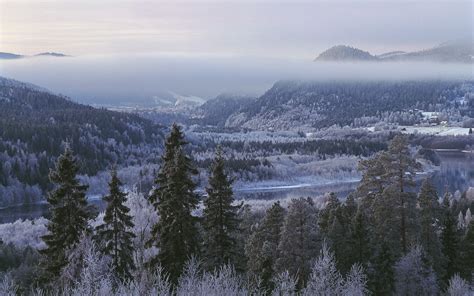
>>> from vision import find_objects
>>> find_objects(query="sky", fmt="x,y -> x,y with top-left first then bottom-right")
1,0 -> 472,58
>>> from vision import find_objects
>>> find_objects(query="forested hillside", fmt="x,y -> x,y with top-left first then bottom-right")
0,77 -> 164,206
226,80 -> 472,130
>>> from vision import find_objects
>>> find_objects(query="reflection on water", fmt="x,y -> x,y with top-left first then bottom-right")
0,151 -> 472,223
431,151 -> 474,195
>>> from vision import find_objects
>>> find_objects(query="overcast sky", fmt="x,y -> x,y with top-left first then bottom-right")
1,0 -> 472,58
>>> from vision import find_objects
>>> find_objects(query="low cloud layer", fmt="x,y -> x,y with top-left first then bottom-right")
0,54 -> 472,105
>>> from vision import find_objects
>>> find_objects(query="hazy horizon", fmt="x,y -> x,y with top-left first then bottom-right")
1,0 -> 472,105
1,0 -> 472,58
0,54 -> 472,105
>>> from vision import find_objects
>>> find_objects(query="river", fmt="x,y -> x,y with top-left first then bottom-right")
0,150 -> 472,223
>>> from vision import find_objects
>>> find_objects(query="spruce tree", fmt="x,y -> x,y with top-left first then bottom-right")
147,124 -> 200,282
440,195 -> 460,286
40,146 -> 92,281
370,241 -> 395,295
417,178 -> 443,275
245,201 -> 285,292
276,198 -> 320,286
319,192 -> 341,235
350,209 -> 371,266
95,169 -> 135,281
202,148 -> 241,271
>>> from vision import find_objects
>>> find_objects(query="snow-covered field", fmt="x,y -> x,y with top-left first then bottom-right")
366,125 -> 470,136
399,126 -> 470,136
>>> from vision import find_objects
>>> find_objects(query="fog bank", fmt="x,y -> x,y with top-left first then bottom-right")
0,54 -> 472,105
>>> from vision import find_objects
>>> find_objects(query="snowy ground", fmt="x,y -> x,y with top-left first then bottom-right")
366,125 -> 470,136
399,126 -> 470,136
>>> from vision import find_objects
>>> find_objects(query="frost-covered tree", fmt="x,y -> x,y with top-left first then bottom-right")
271,271 -> 298,296
302,244 -> 368,296
59,235 -> 112,294
446,274 -> 473,296
95,169 -> 135,281
125,189 -> 158,274
40,146 -> 93,282
0,274 -> 17,296
175,257 -> 248,296
458,212 -> 466,230
302,244 -> 343,296
147,124 -> 200,282
276,198 -> 320,286
464,209 -> 472,230
394,245 -> 438,296
202,149 -> 241,272
342,264 -> 368,296
245,201 -> 285,292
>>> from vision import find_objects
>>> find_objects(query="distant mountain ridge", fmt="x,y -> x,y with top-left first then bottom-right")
315,45 -> 378,62
315,41 -> 474,63
224,80 -> 472,131
0,51 -> 70,59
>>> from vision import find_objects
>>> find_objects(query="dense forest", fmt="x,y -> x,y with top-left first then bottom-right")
0,77 -> 164,207
224,80 -> 473,130
0,127 -> 472,295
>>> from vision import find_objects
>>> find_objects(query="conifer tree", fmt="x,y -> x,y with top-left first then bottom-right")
440,195 -> 460,286
147,124 -> 200,282
326,205 -> 352,274
95,169 -> 135,281
460,221 -> 474,280
369,241 -> 395,295
245,201 -> 285,292
417,178 -> 443,275
202,148 -> 241,271
379,134 -> 421,254
40,146 -> 93,281
276,198 -> 320,286
319,192 -> 341,235
349,209 -> 371,266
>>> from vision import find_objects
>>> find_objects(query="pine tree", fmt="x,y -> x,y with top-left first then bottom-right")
95,169 -> 135,281
378,134 -> 421,254
357,134 -> 420,256
40,146 -> 93,282
245,201 -> 285,292
417,178 -> 443,275
202,148 -> 241,271
147,124 -> 200,282
440,195 -> 460,286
